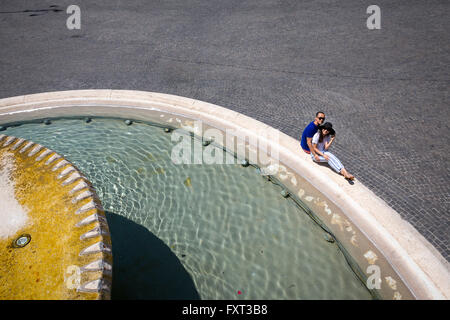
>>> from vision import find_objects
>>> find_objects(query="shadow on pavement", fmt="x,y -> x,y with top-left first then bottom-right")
313,161 -> 355,185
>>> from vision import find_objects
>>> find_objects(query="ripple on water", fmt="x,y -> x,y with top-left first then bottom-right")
4,118 -> 373,300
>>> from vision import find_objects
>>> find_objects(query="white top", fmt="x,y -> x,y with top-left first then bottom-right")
312,132 -> 330,152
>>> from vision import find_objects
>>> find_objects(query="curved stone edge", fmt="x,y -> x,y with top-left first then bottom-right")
0,89 -> 448,300
0,133 -> 113,300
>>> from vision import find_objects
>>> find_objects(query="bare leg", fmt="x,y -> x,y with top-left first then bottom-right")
340,168 -> 354,180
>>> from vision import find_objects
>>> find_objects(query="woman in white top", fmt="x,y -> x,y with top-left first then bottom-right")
311,122 -> 354,180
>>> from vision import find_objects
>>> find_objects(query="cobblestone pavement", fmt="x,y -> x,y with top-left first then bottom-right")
0,1 -> 449,260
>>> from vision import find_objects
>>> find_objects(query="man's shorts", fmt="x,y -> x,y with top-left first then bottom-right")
302,149 -> 311,154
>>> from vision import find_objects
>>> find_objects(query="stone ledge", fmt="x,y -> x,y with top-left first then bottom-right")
0,89 -> 448,300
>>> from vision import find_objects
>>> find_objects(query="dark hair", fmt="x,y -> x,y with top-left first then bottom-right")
318,122 -> 334,142
318,128 -> 326,143
316,111 -> 325,117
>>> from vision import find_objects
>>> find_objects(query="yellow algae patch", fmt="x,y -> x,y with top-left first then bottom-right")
0,136 -> 112,300
184,176 -> 192,187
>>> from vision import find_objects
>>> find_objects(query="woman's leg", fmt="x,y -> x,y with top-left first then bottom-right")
311,153 -> 328,163
340,168 -> 355,180
323,152 -> 354,180
311,152 -> 342,170
322,151 -> 343,173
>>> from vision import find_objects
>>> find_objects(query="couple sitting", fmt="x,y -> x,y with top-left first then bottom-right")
300,111 -> 354,180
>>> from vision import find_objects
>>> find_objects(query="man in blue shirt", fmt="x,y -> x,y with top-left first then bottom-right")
300,111 -> 325,161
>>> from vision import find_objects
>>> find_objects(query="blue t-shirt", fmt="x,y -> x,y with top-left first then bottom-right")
300,121 -> 318,151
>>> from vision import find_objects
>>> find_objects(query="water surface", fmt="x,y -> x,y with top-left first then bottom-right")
4,118 -> 373,299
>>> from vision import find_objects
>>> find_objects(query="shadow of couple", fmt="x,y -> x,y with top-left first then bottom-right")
314,162 -> 355,185
105,211 -> 200,300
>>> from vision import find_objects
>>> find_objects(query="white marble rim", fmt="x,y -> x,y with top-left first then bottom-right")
0,89 -> 448,300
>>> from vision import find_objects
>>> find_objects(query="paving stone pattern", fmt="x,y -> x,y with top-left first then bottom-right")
0,0 -> 448,260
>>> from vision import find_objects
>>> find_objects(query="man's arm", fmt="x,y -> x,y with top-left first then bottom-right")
307,137 -> 320,161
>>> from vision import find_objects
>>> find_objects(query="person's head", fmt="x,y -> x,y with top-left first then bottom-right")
318,122 -> 335,142
314,111 -> 325,125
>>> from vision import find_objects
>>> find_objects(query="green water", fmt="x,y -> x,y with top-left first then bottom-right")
3,117 -> 373,300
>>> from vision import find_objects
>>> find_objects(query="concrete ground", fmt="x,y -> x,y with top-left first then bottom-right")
0,0 -> 448,260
